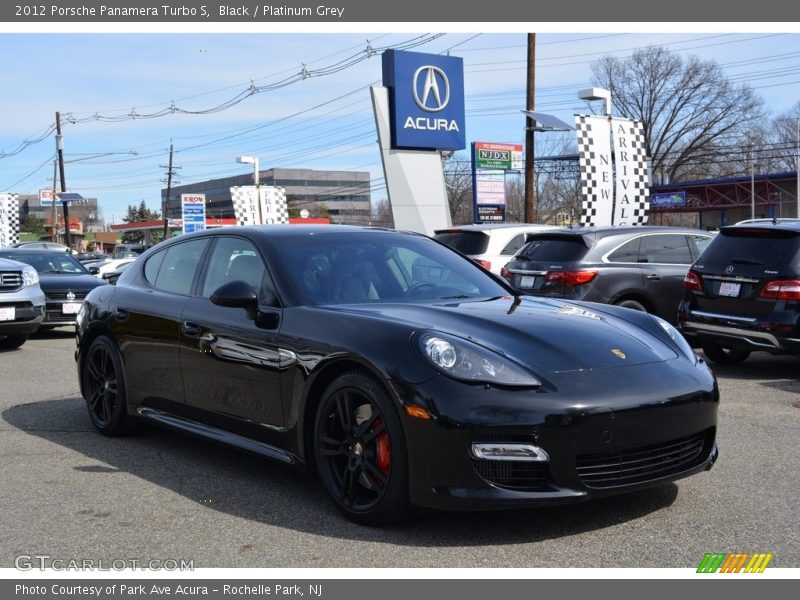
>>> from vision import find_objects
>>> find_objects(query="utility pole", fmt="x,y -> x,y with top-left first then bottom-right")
160,143 -> 180,241
51,160 -> 58,243
524,33 -> 536,223
55,111 -> 71,248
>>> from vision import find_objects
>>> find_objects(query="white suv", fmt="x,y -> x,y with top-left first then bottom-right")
0,257 -> 46,349
434,223 -> 556,275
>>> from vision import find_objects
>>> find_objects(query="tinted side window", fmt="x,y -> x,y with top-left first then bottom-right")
434,231 -> 490,255
144,251 -> 166,284
201,237 -> 278,306
689,234 -> 713,257
153,239 -> 209,295
641,235 -> 692,264
607,238 -> 641,263
500,234 -> 526,256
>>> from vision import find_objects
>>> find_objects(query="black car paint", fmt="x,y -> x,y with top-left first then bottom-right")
76,226 -> 718,512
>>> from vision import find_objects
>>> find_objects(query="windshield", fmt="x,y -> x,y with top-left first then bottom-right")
700,228 -> 800,270
516,236 -> 589,262
277,232 -> 509,305
0,251 -> 88,275
433,230 -> 490,255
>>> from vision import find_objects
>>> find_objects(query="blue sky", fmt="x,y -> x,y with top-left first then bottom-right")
1,32 -> 798,223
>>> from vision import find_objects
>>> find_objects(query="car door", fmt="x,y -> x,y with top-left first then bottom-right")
639,233 -> 695,322
178,235 -> 286,436
109,237 -> 210,408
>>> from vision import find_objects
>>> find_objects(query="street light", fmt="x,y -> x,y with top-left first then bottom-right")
236,155 -> 261,224
578,87 -> 612,117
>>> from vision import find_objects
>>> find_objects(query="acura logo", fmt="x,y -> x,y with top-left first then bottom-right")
412,66 -> 450,112
725,265 -> 735,273
66,291 -> 76,301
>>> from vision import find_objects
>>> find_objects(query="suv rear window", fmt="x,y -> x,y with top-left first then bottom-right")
516,236 -> 589,262
434,231 -> 490,255
700,228 -> 800,270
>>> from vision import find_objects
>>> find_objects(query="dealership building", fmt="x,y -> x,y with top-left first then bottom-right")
163,167 -> 371,223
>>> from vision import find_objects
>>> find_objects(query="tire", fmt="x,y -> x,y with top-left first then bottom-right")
81,335 -> 133,436
314,370 -> 410,526
0,333 -> 29,350
614,298 -> 648,312
701,341 -> 751,365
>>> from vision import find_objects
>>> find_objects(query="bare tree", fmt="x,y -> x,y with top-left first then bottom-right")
591,46 -> 765,183
442,152 -> 474,225
770,102 -> 800,173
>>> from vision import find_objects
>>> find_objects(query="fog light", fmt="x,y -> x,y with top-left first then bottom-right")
471,443 -> 549,462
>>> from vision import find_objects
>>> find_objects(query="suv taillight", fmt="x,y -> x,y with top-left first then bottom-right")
545,269 -> 598,286
683,271 -> 703,292
760,279 -> 800,301
499,266 -> 512,281
475,259 -> 492,270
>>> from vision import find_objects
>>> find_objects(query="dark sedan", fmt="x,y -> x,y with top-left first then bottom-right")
75,226 -> 718,524
0,249 -> 107,327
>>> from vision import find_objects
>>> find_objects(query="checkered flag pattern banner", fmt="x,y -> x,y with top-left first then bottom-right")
0,193 -> 20,247
575,115 -> 614,227
230,186 -> 289,226
611,118 -> 650,226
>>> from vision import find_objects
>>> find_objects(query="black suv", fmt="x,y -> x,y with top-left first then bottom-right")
501,226 -> 713,323
678,221 -> 800,364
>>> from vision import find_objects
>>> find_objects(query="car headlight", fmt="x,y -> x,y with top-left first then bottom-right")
652,316 -> 697,364
418,332 -> 541,387
21,265 -> 39,287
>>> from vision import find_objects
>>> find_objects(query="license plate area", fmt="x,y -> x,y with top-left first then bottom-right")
0,306 -> 15,321
61,302 -> 82,315
718,282 -> 741,298
519,275 -> 536,289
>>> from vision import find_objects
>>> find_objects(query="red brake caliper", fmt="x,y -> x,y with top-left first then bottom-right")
373,418 -> 391,475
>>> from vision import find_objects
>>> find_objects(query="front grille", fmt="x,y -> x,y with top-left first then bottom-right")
45,290 -> 88,301
0,271 -> 23,292
473,460 -> 549,491
576,431 -> 709,489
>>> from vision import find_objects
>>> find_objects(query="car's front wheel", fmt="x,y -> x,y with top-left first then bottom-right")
81,335 -> 133,435
314,370 -> 410,525
701,341 -> 751,365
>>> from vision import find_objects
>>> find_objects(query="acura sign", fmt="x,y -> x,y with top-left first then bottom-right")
382,49 -> 466,150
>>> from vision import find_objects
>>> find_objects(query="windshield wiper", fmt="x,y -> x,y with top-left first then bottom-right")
730,257 -> 763,265
437,295 -> 473,300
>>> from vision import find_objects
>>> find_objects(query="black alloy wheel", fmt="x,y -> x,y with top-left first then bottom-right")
701,341 -> 751,365
314,371 -> 409,525
82,336 -> 132,435
615,298 -> 648,313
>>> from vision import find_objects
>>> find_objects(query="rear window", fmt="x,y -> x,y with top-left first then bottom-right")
434,231 -> 490,256
700,228 -> 800,269
516,237 -> 589,262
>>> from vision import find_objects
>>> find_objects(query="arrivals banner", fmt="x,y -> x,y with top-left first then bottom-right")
0,193 -> 20,247
611,118 -> 650,226
575,115 -> 614,227
231,186 -> 289,226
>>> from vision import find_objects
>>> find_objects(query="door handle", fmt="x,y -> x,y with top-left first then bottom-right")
646,274 -> 662,281
181,321 -> 201,337
112,307 -> 129,322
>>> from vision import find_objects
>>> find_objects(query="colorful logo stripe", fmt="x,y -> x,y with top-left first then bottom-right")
697,552 -> 773,573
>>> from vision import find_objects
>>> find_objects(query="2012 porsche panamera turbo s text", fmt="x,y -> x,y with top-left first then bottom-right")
76,225 -> 718,524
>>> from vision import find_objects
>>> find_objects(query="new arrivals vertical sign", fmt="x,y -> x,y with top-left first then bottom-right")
611,118 -> 650,226
0,193 -> 20,247
575,115 -> 614,227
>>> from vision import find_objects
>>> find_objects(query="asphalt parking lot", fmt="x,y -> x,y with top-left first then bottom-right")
1,328 -> 798,568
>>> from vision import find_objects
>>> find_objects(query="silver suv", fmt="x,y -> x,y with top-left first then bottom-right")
0,257 -> 46,349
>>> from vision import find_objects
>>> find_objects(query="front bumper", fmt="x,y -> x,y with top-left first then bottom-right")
0,286 -> 46,335
394,359 -> 719,511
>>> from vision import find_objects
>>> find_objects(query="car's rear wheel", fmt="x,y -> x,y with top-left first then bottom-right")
81,335 -> 133,435
314,370 -> 410,525
701,341 -> 751,365
615,298 -> 648,312
0,333 -> 28,350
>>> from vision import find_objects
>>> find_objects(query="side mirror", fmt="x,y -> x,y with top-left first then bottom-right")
210,280 -> 258,317
88,266 -> 100,275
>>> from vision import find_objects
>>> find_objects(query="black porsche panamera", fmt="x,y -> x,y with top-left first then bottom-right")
75,225 -> 718,524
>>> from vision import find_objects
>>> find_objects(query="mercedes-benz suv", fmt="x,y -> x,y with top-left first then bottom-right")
678,221 -> 800,364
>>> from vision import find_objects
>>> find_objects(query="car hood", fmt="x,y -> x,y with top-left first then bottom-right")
38,273 -> 108,291
325,296 -> 678,373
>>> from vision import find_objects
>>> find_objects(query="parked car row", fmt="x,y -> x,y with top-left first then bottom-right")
435,220 -> 800,366
0,249 -> 108,348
